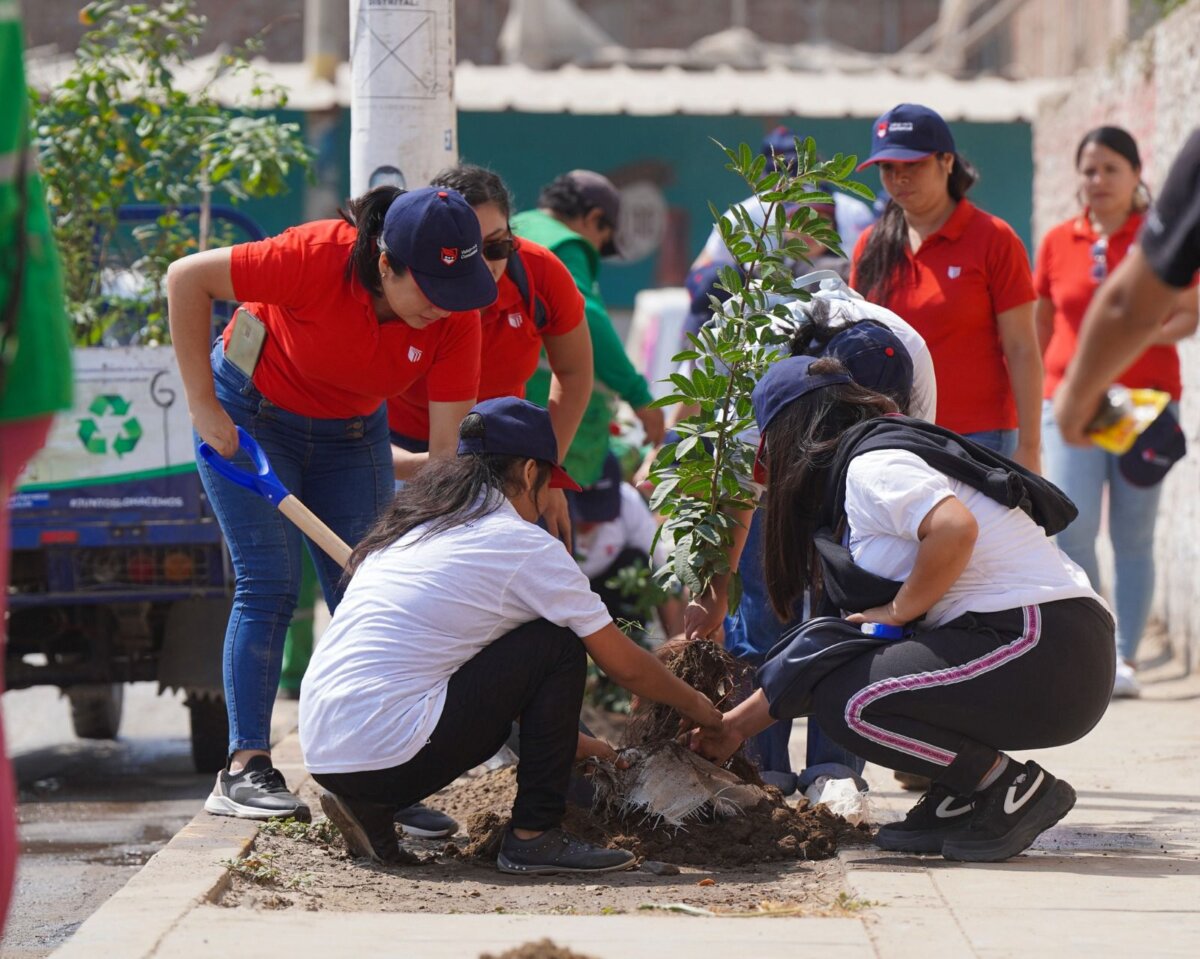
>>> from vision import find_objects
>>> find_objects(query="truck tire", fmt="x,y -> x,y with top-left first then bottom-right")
67,684 -> 124,740
186,694 -> 229,774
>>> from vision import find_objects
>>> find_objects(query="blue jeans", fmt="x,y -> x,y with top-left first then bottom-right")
1042,399 -> 1167,662
197,341 -> 394,754
962,428 -> 1018,458
725,510 -> 866,791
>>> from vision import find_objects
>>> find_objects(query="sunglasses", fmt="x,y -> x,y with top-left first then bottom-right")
1091,236 -> 1109,283
483,233 -> 520,262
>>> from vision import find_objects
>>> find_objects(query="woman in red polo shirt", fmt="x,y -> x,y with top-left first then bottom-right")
1035,127 -> 1198,697
852,103 -> 1042,472
167,186 -> 496,820
388,164 -> 594,539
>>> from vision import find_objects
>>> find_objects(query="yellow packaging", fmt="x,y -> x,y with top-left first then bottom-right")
1088,388 -> 1171,455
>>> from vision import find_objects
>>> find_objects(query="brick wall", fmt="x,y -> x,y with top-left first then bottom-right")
1032,0 -> 1200,669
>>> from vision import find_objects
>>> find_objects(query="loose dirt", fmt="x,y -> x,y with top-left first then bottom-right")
480,942 -> 598,959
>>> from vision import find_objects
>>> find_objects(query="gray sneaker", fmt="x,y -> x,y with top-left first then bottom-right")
394,802 -> 459,838
497,827 -> 636,876
204,755 -> 311,822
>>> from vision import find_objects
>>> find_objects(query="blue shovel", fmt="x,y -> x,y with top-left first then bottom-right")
198,426 -> 353,569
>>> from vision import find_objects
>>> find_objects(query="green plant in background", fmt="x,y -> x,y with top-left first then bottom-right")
31,0 -> 312,345
647,137 -> 873,608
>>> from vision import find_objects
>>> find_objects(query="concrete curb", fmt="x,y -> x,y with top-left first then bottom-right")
50,728 -> 311,959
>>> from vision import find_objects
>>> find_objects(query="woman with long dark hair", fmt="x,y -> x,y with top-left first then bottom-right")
1035,126 -> 1198,698
300,397 -> 722,873
389,164 -> 595,544
852,103 -> 1042,472
692,355 -> 1114,862
168,186 -> 497,820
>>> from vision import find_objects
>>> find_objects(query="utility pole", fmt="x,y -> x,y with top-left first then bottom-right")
349,0 -> 457,197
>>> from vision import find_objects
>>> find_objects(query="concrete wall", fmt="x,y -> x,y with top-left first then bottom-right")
1033,0 -> 1200,669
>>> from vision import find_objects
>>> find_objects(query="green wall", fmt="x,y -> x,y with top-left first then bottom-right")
244,109 -> 1034,310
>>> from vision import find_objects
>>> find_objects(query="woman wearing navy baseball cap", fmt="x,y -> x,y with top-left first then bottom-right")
300,396 -> 723,874
851,103 -> 1043,474
691,355 -> 1114,863
168,186 -> 498,821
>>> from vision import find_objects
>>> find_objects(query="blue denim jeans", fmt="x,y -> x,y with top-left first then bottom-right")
962,428 -> 1018,458
725,510 -> 866,791
1042,399 -> 1168,662
197,340 -> 393,754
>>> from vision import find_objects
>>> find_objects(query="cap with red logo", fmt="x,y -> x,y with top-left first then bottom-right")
856,103 -> 957,172
381,186 -> 498,312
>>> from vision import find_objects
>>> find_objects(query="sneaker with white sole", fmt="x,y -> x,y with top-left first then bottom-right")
394,802 -> 459,838
874,783 -> 974,853
1112,661 -> 1141,698
497,827 -> 636,876
941,760 -> 1075,863
204,755 -> 310,822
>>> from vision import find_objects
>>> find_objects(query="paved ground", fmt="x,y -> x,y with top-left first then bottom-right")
41,633 -> 1200,959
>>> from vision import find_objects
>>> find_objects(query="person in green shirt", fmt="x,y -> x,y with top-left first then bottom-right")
1,0 -> 74,934
512,170 -> 664,487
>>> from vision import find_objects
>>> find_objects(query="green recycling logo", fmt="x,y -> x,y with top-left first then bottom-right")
78,395 -> 143,458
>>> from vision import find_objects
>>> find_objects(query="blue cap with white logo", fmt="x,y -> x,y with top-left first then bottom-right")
457,396 -> 581,492
856,103 -> 957,172
381,186 -> 498,312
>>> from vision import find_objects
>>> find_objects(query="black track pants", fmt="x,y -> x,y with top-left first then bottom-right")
809,597 -> 1115,795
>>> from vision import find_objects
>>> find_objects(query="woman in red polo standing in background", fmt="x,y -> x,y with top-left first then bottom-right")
168,186 -> 496,821
1036,126 -> 1198,698
388,165 -> 593,540
852,103 -> 1042,471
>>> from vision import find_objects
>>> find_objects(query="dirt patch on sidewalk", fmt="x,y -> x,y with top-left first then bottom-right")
218,769 -> 869,916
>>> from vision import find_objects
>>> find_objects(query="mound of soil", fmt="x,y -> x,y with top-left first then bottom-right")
439,766 -> 864,867
480,942 -> 598,959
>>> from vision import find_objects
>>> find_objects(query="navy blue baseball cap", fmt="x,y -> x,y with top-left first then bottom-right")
570,452 -> 622,523
1119,407 -> 1187,488
762,126 -> 799,173
381,187 -> 498,312
824,322 -> 914,407
857,103 -> 956,171
752,355 -> 852,435
457,396 -> 581,492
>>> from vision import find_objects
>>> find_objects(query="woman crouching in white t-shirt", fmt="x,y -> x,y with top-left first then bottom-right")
300,396 -> 722,875
691,355 -> 1114,863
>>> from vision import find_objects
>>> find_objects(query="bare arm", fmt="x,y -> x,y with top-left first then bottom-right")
542,322 -> 593,456
1054,249 -> 1185,445
1152,286 -> 1199,345
166,249 -> 239,457
846,495 -> 978,627
1034,296 -> 1055,355
690,686 -> 773,765
580,622 -> 723,730
996,301 -> 1044,473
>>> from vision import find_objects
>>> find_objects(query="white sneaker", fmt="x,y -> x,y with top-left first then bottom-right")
804,775 -> 871,825
1112,661 -> 1141,698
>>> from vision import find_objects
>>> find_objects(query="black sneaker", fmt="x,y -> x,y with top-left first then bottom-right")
320,790 -> 408,865
394,802 -> 459,838
497,827 -> 636,876
874,783 -> 974,854
942,760 -> 1076,863
204,755 -> 311,822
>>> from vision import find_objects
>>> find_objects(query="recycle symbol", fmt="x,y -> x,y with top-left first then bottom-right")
78,395 -> 143,458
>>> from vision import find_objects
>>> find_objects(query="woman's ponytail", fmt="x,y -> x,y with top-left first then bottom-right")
339,185 -> 406,295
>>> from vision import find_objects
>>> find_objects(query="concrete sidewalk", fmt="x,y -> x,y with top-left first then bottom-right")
49,644 -> 1200,959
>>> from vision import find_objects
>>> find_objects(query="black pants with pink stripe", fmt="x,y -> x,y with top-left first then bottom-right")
809,598 -> 1115,795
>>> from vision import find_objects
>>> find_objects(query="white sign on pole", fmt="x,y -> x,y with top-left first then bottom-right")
349,0 -> 458,197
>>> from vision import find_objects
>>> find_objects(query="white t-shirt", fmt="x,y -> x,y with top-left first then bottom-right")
300,497 -> 612,775
844,449 -> 1100,628
573,483 -> 669,579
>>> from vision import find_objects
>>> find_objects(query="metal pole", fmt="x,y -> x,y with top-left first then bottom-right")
349,0 -> 458,198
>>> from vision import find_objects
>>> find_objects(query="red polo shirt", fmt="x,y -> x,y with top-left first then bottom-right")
1035,210 -> 1184,400
851,200 -> 1036,434
387,238 -> 585,441
226,219 -> 481,419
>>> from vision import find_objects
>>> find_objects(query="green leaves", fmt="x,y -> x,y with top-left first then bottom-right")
34,0 -> 313,345
646,134 -> 874,606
